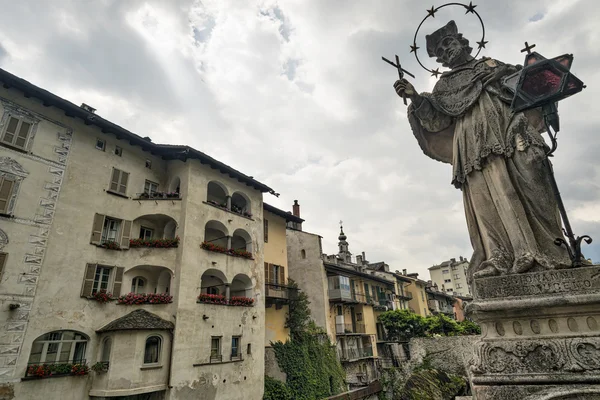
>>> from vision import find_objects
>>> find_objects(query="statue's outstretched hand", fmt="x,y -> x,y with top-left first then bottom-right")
394,79 -> 419,103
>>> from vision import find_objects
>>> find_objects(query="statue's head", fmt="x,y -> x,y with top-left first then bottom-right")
426,20 -> 473,68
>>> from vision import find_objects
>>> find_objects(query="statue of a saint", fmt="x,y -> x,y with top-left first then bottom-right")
395,21 -> 571,280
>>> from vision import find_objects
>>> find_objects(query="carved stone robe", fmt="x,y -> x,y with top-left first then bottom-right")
407,57 -> 571,279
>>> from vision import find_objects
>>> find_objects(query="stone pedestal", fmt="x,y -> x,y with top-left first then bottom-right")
468,265 -> 600,400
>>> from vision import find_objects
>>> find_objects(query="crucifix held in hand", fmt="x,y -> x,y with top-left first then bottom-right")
381,55 -> 415,105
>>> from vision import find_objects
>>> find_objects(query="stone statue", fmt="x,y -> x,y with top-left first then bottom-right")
394,21 -> 571,280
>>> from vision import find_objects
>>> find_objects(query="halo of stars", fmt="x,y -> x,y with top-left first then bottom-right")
411,2 -> 487,78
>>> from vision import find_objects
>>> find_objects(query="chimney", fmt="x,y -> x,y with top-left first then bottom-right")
356,255 -> 363,265
402,269 -> 407,275
80,103 -> 96,113
292,200 -> 300,217
451,258 -> 456,263
361,251 -> 366,263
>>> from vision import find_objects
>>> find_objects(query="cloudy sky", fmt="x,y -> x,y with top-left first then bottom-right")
0,0 -> 599,279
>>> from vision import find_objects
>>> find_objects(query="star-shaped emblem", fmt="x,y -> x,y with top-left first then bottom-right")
477,39 -> 488,49
464,2 -> 477,14
427,6 -> 436,17
431,68 -> 441,78
410,43 -> 419,53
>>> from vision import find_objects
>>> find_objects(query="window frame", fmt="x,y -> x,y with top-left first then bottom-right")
92,266 -> 113,295
108,167 -> 129,196
0,115 -> 34,150
210,336 -> 222,363
114,146 -> 123,157
95,138 -> 106,151
144,180 -> 159,195
131,276 -> 147,294
100,337 -> 112,363
101,217 -> 122,244
140,226 -> 154,240
231,336 -> 241,360
143,335 -> 162,366
81,263 -> 124,298
28,331 -> 88,365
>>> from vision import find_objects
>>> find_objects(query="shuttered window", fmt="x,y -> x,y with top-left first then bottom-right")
0,177 -> 15,214
264,263 -> 285,285
89,213 -> 132,249
81,263 -> 125,297
264,219 -> 268,243
0,252 -> 7,278
1,116 -> 32,149
109,168 -> 129,195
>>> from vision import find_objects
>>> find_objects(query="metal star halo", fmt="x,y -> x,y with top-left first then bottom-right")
410,43 -> 419,53
427,6 -> 436,17
477,39 -> 488,49
431,68 -> 441,78
464,2 -> 477,13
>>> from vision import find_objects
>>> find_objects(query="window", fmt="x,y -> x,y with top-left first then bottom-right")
264,219 -> 268,243
131,277 -> 146,293
211,337 -> 222,362
454,274 -> 460,280
0,157 -> 27,216
442,270 -> 449,274
265,263 -> 285,285
143,336 -> 161,364
336,305 -> 343,316
356,313 -> 363,322
101,337 -> 112,363
231,336 -> 241,360
444,279 -> 451,283
114,146 -> 122,156
1,116 -> 32,150
140,226 -> 153,240
421,291 -> 425,301
301,249 -> 306,259
0,176 -> 15,215
81,263 -> 124,297
0,253 -> 6,278
102,217 -> 121,244
145,159 -> 152,169
247,343 -> 251,355
28,331 -> 88,364
207,286 -> 220,295
109,168 -> 129,195
144,180 -> 158,195
95,138 -> 106,151
90,214 -> 132,249
446,289 -> 453,292
456,283 -> 462,289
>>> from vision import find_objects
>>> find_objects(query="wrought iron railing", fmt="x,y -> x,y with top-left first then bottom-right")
135,192 -> 181,200
338,323 -> 367,334
265,281 -> 298,300
339,347 -> 374,361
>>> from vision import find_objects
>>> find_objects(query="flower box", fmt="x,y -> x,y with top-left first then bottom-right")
129,236 -> 180,248
26,363 -> 89,378
229,296 -> 254,307
117,293 -> 173,305
200,242 -> 253,259
93,289 -> 114,303
207,200 -> 228,209
91,361 -> 109,373
99,240 -> 120,250
197,293 -> 227,305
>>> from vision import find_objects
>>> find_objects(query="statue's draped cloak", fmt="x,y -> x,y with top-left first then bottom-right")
407,58 -> 570,279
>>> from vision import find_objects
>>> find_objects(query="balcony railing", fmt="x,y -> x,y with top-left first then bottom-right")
25,360 -> 89,378
397,292 -> 413,300
337,323 -> 367,335
134,192 -> 181,200
265,281 -> 298,301
339,347 -> 374,361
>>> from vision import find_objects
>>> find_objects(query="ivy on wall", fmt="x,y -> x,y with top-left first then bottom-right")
264,280 -> 346,400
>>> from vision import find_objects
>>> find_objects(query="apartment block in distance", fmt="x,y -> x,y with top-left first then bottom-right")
428,256 -> 471,296
0,68 -> 275,400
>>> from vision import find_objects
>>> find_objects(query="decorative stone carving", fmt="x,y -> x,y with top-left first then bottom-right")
472,340 -> 567,374
0,157 -> 28,178
0,229 -> 7,250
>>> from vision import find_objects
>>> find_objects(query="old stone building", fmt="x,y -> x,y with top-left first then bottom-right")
428,256 -> 471,296
0,68 -> 275,400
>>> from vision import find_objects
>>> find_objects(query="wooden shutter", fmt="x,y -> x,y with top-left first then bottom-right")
15,121 -> 31,149
264,219 -> 268,243
81,263 -> 97,297
279,266 -> 285,286
120,220 -> 132,249
109,168 -> 120,192
112,267 -> 124,296
118,171 -> 129,195
90,213 -> 105,244
264,262 -> 271,284
0,177 -> 15,214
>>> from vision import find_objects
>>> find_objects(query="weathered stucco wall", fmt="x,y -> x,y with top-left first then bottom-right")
408,336 -> 478,377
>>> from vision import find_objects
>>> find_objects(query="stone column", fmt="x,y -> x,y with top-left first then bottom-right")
468,265 -> 600,400
227,236 -> 232,250
226,196 -> 231,211
225,284 -> 231,302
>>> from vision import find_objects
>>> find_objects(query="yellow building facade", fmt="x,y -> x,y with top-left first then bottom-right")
404,275 -> 430,317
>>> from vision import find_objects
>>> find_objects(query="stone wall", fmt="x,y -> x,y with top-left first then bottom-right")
407,336 -> 478,377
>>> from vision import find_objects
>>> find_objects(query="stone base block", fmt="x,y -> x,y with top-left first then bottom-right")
468,265 -> 600,400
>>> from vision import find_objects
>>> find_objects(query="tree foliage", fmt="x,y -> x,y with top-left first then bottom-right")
264,280 -> 346,400
377,309 -> 481,340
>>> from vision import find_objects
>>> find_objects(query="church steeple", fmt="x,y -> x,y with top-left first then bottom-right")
337,221 -> 351,262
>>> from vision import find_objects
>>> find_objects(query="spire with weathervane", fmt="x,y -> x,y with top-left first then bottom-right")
337,220 -> 351,262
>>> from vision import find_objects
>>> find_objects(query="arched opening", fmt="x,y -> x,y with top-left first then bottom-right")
231,273 -> 253,298
124,266 -> 173,295
207,181 -> 228,207
231,228 -> 252,253
204,220 -> 229,249
28,330 -> 89,365
132,214 -> 178,241
231,191 -> 251,217
301,249 -> 306,259
169,176 -> 181,195
131,276 -> 146,293
144,335 -> 162,364
200,269 -> 228,295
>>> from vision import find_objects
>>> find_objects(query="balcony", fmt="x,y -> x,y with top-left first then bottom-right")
265,281 -> 298,308
132,193 -> 182,218
396,291 -> 413,301
339,347 -> 374,362
428,299 -> 441,313
336,323 -> 367,335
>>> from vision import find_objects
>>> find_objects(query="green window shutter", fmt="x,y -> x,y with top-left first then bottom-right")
90,213 -> 105,244
0,177 -> 15,214
112,267 -> 125,296
120,220 -> 132,249
81,263 -> 97,297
